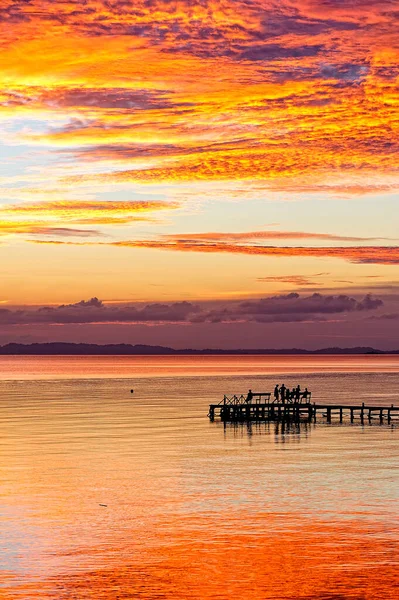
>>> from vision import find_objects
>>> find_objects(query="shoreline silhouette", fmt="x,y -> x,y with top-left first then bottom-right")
0,342 -> 397,356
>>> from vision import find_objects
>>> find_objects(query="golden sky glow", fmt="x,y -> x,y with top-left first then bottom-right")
0,0 -> 398,346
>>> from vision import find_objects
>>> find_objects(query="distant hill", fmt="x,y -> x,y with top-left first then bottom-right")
0,343 -> 397,355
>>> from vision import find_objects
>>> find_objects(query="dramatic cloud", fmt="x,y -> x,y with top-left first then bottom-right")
194,293 -> 384,324
165,231 -> 385,243
0,200 -> 180,231
110,240 -> 399,266
0,293 -> 383,326
1,0 -> 399,198
41,88 -> 192,111
27,236 -> 399,266
0,0 -> 398,332
0,298 -> 201,325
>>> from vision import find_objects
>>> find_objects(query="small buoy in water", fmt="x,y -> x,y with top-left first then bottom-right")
130,389 -> 134,394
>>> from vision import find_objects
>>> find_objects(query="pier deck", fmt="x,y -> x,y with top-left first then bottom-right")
208,402 -> 399,423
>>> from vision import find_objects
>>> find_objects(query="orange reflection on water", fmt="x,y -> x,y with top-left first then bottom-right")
1,354 -> 399,380
1,363 -> 398,599
5,515 -> 398,600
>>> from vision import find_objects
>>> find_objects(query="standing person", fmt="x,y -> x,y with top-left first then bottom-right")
246,389 -> 254,403
274,384 -> 279,402
295,385 -> 301,402
285,387 -> 291,403
280,384 -> 286,403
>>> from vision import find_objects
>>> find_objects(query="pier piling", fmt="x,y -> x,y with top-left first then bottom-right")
209,398 -> 398,425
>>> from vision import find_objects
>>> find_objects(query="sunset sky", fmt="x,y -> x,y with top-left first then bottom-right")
0,0 -> 398,348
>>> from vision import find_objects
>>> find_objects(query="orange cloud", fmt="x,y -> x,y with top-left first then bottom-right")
165,231 -> 386,242
111,239 -> 399,265
1,0 -> 398,198
28,236 -> 399,266
0,200 -> 179,228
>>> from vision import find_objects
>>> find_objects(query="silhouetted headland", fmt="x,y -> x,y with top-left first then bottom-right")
0,343 -> 397,355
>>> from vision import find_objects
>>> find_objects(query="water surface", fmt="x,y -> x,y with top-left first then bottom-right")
0,356 -> 398,599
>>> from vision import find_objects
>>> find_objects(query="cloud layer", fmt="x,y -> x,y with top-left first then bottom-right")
165,231 -> 388,242
1,0 -> 399,201
0,293 -> 383,326
111,239 -> 399,266
0,201 -> 180,236
0,0 -> 397,324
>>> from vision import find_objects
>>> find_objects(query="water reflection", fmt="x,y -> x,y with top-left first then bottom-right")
219,417 -> 397,445
0,358 -> 398,599
6,517 -> 398,600
220,418 -> 315,441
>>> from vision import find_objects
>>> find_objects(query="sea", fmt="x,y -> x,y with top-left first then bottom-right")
0,355 -> 398,599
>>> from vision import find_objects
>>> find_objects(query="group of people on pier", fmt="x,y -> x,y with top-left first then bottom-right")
245,385 -> 311,404
274,384 -> 310,404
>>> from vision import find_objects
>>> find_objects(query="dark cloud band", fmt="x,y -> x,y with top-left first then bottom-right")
0,293 -> 383,326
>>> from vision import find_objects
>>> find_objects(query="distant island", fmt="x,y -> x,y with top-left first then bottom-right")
0,343 -> 398,355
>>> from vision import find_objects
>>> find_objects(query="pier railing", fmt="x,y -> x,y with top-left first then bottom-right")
219,392 -> 271,406
218,392 -> 312,406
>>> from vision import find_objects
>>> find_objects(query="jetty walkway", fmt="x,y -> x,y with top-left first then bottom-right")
209,392 -> 399,424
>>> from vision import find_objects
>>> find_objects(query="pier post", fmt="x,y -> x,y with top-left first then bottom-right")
210,398 -> 397,426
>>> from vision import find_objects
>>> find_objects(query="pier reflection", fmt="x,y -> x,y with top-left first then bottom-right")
219,418 -> 315,442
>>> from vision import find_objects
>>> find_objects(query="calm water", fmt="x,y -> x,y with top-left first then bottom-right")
0,356 -> 398,599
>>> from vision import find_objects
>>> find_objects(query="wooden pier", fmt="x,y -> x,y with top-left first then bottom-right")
209,393 -> 399,424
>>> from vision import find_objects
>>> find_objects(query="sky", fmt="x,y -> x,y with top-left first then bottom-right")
0,0 -> 398,349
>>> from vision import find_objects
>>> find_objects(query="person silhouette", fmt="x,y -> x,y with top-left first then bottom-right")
280,384 -> 286,403
246,389 -> 254,403
274,384 -> 279,402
